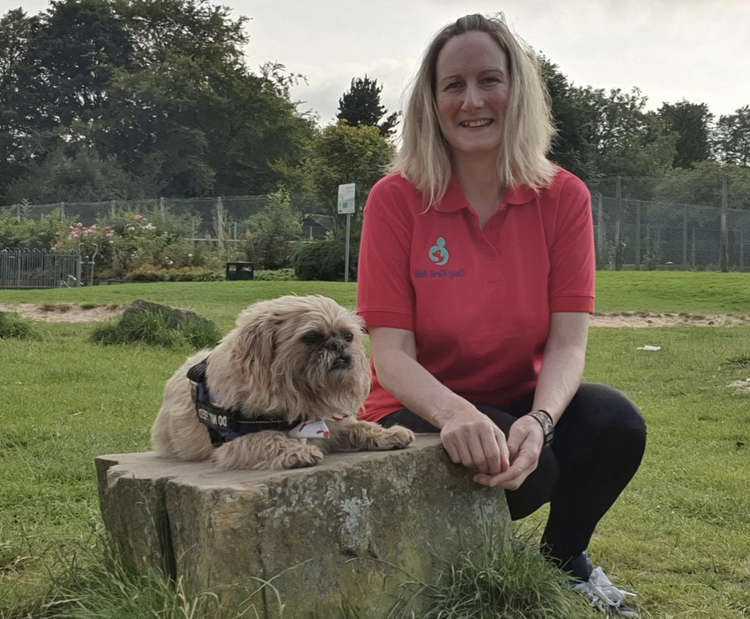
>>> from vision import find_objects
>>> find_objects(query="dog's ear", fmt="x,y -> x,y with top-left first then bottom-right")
232,313 -> 277,385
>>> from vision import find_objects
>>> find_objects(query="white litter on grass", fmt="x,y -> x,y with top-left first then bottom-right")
728,378 -> 750,392
637,345 -> 662,351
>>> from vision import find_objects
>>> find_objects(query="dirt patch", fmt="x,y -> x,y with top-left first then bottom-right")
0,303 -> 124,323
1,304 -> 749,327
591,312 -> 750,327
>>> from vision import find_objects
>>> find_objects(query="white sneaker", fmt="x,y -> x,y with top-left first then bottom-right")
574,566 -> 639,617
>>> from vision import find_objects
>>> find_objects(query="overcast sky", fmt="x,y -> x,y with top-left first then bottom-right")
6,0 -> 750,127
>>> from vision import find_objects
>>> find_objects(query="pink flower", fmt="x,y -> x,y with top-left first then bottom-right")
134,214 -> 143,220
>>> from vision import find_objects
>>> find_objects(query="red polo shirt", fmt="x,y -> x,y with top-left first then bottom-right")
356,167 -> 595,423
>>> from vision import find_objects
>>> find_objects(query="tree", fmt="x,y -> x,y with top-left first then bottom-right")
337,76 -> 399,138
0,9 -> 39,191
657,100 -> 713,168
540,55 -> 676,188
243,187 -> 301,269
653,161 -> 750,209
0,0 -> 315,202
4,144 -> 132,203
306,122 -> 393,234
714,106 -> 750,167
540,55 -> 594,180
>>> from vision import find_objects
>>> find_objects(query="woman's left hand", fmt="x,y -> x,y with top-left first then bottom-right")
473,415 -> 544,489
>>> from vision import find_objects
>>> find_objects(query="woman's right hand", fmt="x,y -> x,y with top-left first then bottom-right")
439,406 -> 509,475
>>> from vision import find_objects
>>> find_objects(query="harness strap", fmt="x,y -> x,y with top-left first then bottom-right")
188,358 -> 296,446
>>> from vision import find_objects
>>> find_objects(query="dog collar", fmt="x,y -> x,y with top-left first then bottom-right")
187,359 -> 326,445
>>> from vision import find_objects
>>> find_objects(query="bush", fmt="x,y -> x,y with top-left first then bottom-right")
91,300 -> 221,349
243,188 -> 302,269
293,240 -> 357,281
0,312 -> 40,340
125,265 -> 223,282
253,268 -> 296,281
0,204 -> 66,249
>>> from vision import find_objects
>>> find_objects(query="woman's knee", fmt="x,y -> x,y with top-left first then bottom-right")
568,383 -> 646,437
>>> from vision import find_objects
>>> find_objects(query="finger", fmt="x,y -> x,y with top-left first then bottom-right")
479,427 -> 503,475
506,424 -> 525,461
476,446 -> 538,489
454,437 -> 475,470
493,425 -> 510,471
466,433 -> 489,473
441,434 -> 461,465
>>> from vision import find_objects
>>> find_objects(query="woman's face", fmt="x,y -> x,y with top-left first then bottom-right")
434,31 -> 510,161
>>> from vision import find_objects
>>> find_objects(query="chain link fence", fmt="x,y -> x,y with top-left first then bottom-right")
3,174 -> 750,271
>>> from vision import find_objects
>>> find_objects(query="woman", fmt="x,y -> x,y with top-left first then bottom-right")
356,13 -> 646,617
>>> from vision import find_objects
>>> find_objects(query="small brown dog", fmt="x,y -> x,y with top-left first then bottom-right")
151,295 -> 414,469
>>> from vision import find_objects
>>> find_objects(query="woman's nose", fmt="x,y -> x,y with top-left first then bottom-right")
461,82 -> 483,110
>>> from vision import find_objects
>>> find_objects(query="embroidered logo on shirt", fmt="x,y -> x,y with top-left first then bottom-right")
428,237 -> 450,266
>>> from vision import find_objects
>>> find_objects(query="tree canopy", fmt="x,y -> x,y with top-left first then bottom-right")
336,76 -> 399,138
0,0 -> 313,203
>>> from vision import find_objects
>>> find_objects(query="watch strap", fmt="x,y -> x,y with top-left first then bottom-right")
527,409 -> 554,445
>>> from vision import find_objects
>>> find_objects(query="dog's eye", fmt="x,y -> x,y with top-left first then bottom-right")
341,330 -> 353,342
301,330 -> 325,345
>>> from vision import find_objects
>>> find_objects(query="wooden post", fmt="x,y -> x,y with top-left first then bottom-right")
682,205 -> 688,268
691,225 -> 696,269
216,197 -> 225,252
60,202 -> 65,221
614,177 -> 623,270
110,200 -> 116,218
159,197 -> 165,222
720,175 -> 729,272
740,227 -> 745,270
596,193 -> 604,269
634,203 -> 641,269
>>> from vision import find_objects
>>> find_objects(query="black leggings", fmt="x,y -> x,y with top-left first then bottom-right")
380,382 -> 647,561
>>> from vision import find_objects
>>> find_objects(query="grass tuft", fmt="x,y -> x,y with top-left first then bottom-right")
389,526 -> 599,619
90,301 -> 221,349
4,530 -> 265,619
0,311 -> 40,340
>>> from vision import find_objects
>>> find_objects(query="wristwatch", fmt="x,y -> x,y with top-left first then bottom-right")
527,409 -> 555,446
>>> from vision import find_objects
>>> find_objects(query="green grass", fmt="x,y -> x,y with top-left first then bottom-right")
0,312 -> 40,340
1,272 -> 749,617
390,525 -> 599,618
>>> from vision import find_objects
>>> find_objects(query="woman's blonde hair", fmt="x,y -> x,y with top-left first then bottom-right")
393,13 -> 557,206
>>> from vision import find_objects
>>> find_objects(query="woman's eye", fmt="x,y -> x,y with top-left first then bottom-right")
444,81 -> 462,91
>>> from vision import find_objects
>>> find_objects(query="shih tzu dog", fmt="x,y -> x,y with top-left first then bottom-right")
151,295 -> 414,470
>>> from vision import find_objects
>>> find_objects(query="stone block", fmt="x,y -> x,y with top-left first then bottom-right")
96,435 -> 510,617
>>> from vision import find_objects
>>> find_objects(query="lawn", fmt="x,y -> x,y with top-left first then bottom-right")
1,271 -> 749,618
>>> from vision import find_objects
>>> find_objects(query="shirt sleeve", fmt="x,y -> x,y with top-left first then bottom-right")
356,177 -> 415,330
548,176 -> 596,313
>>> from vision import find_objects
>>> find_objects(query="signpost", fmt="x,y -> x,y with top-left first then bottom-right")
337,183 -> 356,282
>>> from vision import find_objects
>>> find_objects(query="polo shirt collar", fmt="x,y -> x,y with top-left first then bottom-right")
434,173 -> 536,212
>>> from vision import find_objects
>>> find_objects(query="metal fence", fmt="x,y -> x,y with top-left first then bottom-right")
3,176 -> 750,271
0,249 -> 84,289
2,194 -> 332,241
593,196 -> 750,270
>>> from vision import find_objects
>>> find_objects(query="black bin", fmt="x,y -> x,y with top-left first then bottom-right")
225,262 -> 254,280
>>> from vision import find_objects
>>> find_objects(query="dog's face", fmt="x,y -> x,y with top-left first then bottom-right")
228,295 -> 371,420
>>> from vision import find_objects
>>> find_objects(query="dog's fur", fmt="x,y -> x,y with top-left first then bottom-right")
151,295 -> 414,469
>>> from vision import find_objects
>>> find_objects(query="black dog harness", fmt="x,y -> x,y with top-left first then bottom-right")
187,358 -> 296,446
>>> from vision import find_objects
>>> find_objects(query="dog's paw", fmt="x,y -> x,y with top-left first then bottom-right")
376,425 -> 415,450
273,443 -> 325,469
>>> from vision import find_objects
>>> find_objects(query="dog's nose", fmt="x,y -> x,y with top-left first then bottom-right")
324,338 -> 347,353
